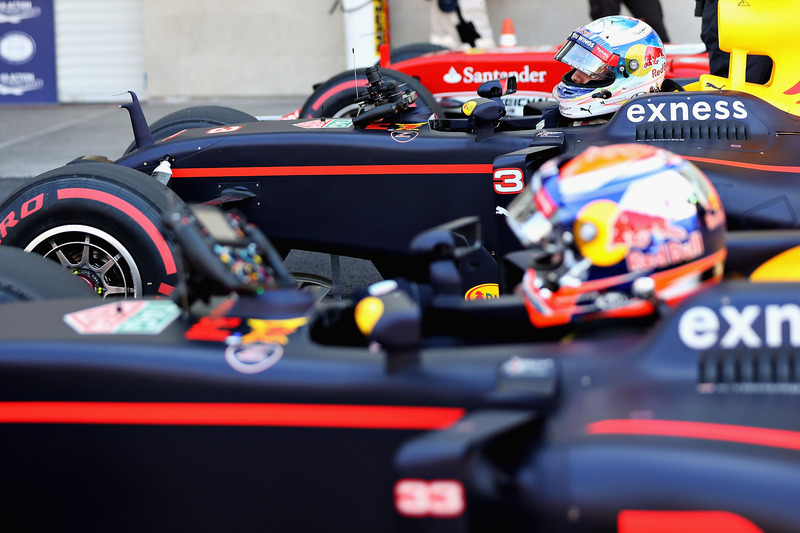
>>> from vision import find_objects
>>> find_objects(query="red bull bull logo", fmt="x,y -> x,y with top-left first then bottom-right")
612,209 -> 703,272
642,45 -> 664,69
613,210 -> 688,249
575,199 -> 703,270
625,43 -> 665,78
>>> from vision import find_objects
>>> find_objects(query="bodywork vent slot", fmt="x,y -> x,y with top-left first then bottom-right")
636,120 -> 750,141
699,349 -> 800,393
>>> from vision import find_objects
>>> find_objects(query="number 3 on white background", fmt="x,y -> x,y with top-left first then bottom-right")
493,168 -> 525,194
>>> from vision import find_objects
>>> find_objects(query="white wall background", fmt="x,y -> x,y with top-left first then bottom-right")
135,0 -> 702,99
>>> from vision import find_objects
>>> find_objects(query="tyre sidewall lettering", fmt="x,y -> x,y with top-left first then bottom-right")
0,192 -> 44,241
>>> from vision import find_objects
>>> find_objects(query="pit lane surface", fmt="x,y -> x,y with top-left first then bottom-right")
0,96 -> 382,295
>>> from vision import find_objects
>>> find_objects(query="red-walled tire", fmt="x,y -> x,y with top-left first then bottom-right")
299,67 -> 444,119
0,163 -> 185,299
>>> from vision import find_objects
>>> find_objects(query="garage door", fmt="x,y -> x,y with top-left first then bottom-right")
55,0 -> 145,102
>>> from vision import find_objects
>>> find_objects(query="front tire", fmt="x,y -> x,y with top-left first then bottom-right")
0,163 -> 185,299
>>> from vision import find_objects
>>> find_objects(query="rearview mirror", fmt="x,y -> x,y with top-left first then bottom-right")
478,76 -> 517,99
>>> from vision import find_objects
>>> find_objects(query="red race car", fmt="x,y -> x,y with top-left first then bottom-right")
297,41 -> 709,119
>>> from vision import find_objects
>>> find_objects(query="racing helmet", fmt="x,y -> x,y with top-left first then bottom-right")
506,144 -> 727,328
553,16 -> 667,119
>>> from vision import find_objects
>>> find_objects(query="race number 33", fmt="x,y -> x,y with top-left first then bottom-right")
493,168 -> 525,194
394,478 -> 465,518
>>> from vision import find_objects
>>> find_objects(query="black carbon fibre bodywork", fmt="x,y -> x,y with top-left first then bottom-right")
0,279 -> 798,532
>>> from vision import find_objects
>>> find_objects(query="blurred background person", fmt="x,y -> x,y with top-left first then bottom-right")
588,0 -> 670,42
430,0 -> 496,48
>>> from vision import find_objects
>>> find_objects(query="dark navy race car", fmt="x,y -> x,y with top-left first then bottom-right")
0,196 -> 798,532
1,73 -> 798,301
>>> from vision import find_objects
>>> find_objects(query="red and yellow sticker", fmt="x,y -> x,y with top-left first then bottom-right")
185,315 -> 307,345
465,283 -> 499,300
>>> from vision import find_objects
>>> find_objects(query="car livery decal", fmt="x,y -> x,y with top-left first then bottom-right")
625,98 -> 748,123
171,163 -> 493,178
186,314 -> 308,374
395,479 -> 465,518
493,168 -> 525,194
0,401 -> 465,429
185,315 -> 306,344
442,65 -> 548,85
587,419 -> 800,451
366,121 -> 426,143
225,342 -> 285,374
465,283 -> 499,300
294,118 -> 353,129
64,301 -> 181,335
618,510 -> 764,533
229,316 -> 306,374
678,303 -> 800,350
206,125 -> 242,134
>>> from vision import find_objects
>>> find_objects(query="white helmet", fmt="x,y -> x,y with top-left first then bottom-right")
553,16 -> 667,119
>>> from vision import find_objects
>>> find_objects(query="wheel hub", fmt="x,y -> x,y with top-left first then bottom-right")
24,225 -> 142,299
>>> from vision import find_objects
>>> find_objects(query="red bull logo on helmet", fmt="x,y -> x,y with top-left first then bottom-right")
624,43 -> 665,78
626,229 -> 704,272
642,45 -> 664,68
613,210 -> 688,249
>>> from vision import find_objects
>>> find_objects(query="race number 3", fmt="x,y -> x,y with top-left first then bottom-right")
205,125 -> 242,134
493,168 -> 525,194
394,478 -> 465,518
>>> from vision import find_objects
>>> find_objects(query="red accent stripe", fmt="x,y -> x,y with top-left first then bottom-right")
170,164 -> 492,179
682,155 -> 800,174
57,188 -> 177,275
0,402 -> 465,430
587,419 -> 800,451
619,510 -> 764,533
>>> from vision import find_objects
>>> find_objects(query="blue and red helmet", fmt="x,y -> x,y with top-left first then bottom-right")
506,144 -> 727,328
553,16 -> 667,119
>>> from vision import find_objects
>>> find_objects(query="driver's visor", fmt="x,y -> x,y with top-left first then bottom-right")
506,182 -> 557,247
554,33 -> 619,80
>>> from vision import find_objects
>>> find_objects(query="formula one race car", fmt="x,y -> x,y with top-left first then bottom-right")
0,0 -> 794,302
0,185 -> 798,532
